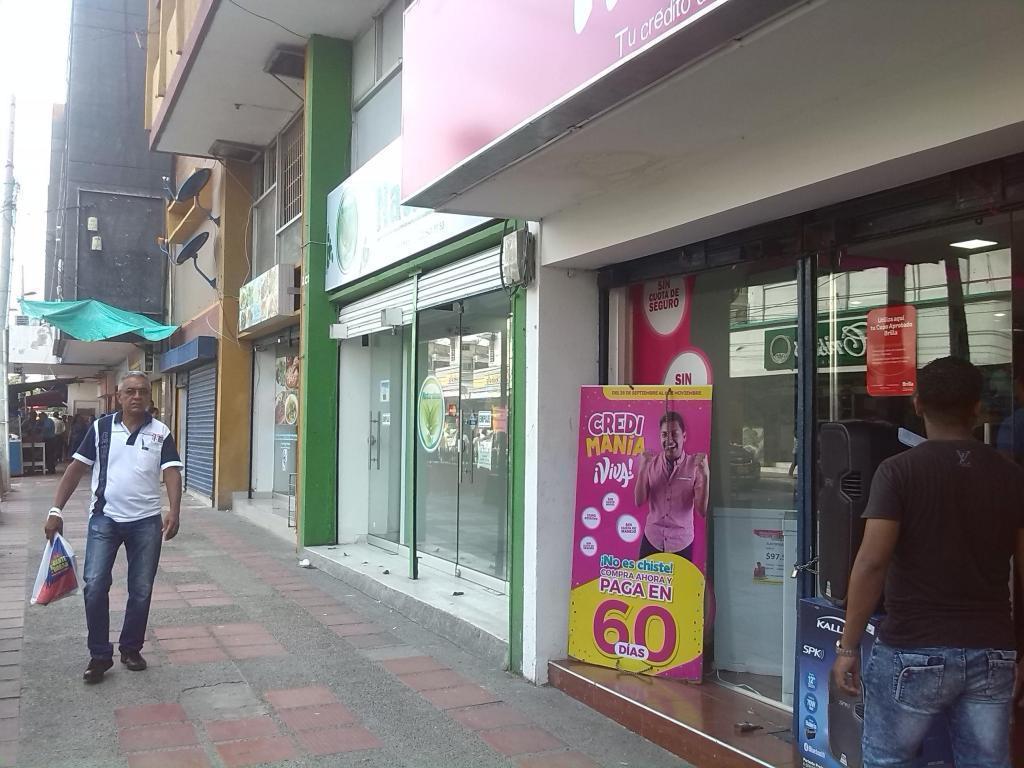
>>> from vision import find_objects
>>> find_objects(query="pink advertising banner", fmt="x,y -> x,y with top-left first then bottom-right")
402,0 -> 733,200
568,385 -> 713,680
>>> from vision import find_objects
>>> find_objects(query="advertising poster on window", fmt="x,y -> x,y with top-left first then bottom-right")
866,305 -> 917,397
568,385 -> 713,681
631,276 -> 712,386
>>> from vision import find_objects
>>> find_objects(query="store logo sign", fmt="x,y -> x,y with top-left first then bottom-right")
816,616 -> 845,635
574,0 -> 619,34
802,644 -> 825,659
417,376 -> 445,453
763,318 -> 868,371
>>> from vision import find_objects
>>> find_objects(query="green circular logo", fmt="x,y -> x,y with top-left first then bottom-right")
417,376 -> 445,452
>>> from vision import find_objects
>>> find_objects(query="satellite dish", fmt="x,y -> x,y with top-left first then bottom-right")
171,231 -> 216,290
176,167 -> 212,201
169,167 -> 220,225
174,230 -> 209,264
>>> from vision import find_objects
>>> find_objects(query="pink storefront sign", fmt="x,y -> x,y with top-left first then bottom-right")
402,0 -> 733,203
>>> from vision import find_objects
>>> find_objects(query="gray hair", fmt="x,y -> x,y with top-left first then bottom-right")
119,370 -> 151,389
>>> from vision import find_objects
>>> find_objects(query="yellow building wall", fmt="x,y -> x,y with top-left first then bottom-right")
213,161 -> 254,510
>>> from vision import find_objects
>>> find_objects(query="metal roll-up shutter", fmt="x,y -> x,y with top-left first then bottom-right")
416,246 -> 502,309
185,363 -> 216,499
336,278 -> 415,339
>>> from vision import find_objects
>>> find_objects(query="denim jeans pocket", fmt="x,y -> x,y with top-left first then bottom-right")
893,652 -> 945,712
985,650 -> 1017,700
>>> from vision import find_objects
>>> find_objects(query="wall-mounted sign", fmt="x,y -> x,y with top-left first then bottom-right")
402,0 -> 736,202
866,305 -> 917,397
326,139 -> 489,292
239,264 -> 290,333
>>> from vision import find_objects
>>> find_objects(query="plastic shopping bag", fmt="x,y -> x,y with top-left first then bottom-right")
30,533 -> 79,606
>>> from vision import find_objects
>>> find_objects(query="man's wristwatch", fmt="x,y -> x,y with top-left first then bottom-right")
835,640 -> 858,657
47,507 -> 63,519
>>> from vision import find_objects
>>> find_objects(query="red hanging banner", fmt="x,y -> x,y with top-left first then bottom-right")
866,305 -> 917,397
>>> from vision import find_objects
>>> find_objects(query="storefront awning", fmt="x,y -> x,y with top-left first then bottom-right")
159,336 -> 217,374
19,299 -> 177,343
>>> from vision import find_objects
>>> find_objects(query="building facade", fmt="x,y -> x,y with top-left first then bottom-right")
399,0 -> 1024,764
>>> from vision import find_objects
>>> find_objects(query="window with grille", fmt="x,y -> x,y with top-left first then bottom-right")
279,115 -> 303,224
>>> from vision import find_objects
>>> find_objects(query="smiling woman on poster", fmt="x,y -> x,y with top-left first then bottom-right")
634,411 -> 709,562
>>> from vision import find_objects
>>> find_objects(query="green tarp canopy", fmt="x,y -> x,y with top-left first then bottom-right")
19,299 -> 178,343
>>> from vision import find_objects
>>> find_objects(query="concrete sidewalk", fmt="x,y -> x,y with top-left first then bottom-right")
0,475 -> 688,768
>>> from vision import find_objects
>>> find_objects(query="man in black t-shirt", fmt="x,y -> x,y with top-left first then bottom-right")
832,356 -> 1024,768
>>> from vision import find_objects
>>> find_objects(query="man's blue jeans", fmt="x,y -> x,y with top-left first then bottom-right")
863,640 -> 1016,768
83,513 -> 162,660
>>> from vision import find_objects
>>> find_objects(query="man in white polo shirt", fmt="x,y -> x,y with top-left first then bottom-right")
44,371 -> 183,684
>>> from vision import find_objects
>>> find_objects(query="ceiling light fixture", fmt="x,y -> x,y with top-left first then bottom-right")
949,239 -> 998,249
994,312 -> 1007,318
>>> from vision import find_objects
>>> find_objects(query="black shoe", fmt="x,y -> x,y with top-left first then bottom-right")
120,650 -> 147,671
83,657 -> 113,684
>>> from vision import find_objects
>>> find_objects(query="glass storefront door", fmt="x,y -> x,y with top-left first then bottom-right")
416,292 -> 511,585
367,329 -> 405,546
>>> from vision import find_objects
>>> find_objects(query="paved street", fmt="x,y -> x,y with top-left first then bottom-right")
0,475 -> 686,768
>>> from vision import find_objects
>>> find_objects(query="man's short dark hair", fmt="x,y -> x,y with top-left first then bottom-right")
660,411 -> 686,432
916,356 -> 983,423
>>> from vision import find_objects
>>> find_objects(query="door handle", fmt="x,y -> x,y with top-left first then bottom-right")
368,411 -> 377,470
375,411 -> 382,469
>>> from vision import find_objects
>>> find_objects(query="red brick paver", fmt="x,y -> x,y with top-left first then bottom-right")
205,716 -> 280,743
399,669 -> 471,691
119,722 -> 199,752
481,726 -> 564,756
297,725 -> 383,755
127,747 -> 212,768
154,625 -> 212,640
115,703 -> 187,729
215,735 -> 297,767
166,647 -> 229,665
450,702 -> 531,731
159,636 -> 221,651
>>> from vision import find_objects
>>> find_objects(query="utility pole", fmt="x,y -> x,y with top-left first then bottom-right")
0,96 -> 16,494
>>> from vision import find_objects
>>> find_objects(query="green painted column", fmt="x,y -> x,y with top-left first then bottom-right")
297,36 -> 351,546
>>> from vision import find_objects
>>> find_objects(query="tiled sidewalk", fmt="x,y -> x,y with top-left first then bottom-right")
0,475 -> 687,768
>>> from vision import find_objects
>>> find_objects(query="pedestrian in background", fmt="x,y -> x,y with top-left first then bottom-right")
39,411 -> 56,474
51,411 -> 66,465
67,415 -> 87,460
43,372 -> 183,684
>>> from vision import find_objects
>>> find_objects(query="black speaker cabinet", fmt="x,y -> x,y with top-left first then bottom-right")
828,683 -> 865,767
817,421 -> 905,606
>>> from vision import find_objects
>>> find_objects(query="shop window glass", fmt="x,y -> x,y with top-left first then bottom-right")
816,216 -> 1014,436
273,349 -> 300,496
628,260 -> 799,706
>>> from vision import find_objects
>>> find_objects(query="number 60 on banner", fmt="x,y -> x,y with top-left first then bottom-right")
594,599 -> 678,663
